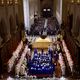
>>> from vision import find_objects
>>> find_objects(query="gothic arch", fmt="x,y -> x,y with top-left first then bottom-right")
9,15 -> 15,35
75,16 -> 80,37
0,18 -> 7,41
16,14 -> 19,28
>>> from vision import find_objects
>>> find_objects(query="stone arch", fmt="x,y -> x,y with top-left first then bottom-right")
9,15 -> 15,35
16,14 -> 19,25
75,16 -> 80,37
0,18 -> 7,41
16,14 -> 19,29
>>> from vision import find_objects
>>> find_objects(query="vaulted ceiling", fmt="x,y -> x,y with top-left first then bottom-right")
40,0 -> 54,9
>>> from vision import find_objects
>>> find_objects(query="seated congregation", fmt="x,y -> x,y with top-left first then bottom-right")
7,34 -> 74,79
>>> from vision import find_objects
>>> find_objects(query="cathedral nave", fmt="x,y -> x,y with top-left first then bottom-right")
0,0 -> 80,80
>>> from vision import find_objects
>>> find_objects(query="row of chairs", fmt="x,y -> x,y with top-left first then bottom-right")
8,40 -> 31,77
58,53 -> 65,76
8,41 -> 23,73
62,40 -> 73,72
15,45 -> 29,76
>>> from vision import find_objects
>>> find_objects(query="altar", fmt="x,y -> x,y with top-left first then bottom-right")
32,37 -> 52,49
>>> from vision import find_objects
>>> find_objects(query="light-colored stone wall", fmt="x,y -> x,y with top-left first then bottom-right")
62,0 -> 80,65
53,0 -> 57,17
29,0 -> 41,25
53,0 -> 62,25
62,0 -> 80,44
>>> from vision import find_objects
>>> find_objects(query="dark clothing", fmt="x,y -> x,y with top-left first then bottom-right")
0,54 -> 3,75
28,43 -> 32,51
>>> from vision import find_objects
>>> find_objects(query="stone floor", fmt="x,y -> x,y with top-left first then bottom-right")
6,76 -> 80,80
6,76 -> 69,80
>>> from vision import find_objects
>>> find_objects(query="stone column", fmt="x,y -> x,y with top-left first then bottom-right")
56,0 -> 62,25
23,0 -> 30,31
38,0 -> 41,17
53,0 -> 57,17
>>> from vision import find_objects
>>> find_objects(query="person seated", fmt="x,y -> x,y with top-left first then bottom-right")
34,48 -> 38,54
53,50 -> 59,63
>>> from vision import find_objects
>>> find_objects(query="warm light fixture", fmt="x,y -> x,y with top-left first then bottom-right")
43,9 -> 46,11
71,0 -> 80,3
71,0 -> 74,3
1,0 -> 4,4
47,9 -> 50,11
7,0 -> 9,4
77,0 -> 80,3
10,0 -> 12,4
15,0 -> 18,4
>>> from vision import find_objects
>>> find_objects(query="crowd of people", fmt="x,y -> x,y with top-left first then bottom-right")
6,33 -> 74,79
29,18 -> 45,35
46,18 -> 60,35
27,17 -> 60,36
